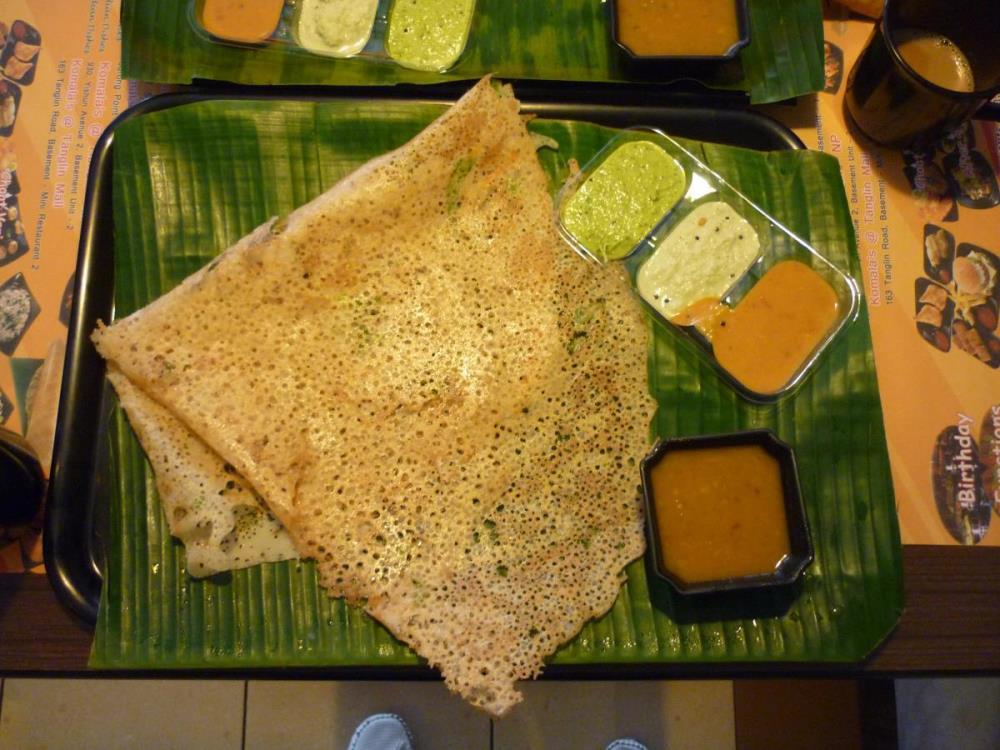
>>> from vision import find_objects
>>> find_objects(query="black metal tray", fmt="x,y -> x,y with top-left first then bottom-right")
44,85 -> 802,626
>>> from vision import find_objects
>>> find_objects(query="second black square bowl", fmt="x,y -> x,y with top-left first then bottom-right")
639,429 -> 813,596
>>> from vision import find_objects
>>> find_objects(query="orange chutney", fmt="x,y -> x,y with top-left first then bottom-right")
650,444 -> 790,584
199,0 -> 284,44
708,260 -> 840,394
615,0 -> 741,57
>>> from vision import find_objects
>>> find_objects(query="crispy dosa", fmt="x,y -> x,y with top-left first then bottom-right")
94,79 -> 654,716
107,367 -> 298,577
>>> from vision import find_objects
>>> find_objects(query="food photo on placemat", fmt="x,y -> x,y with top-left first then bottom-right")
0,272 -> 39,356
0,19 -> 41,86
0,193 -> 30,266
0,78 -> 21,136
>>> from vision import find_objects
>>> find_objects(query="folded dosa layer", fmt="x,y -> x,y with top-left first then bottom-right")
94,79 -> 655,716
107,367 -> 298,577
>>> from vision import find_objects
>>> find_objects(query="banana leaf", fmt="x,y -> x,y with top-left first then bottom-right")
91,97 -> 902,669
121,0 -> 824,105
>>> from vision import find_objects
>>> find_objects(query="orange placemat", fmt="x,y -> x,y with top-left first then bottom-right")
770,13 -> 999,546
0,0 -> 126,572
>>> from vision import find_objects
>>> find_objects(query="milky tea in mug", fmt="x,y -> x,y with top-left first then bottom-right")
845,0 -> 1000,147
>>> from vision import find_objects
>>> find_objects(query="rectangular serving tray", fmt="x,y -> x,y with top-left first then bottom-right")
45,86 -> 901,677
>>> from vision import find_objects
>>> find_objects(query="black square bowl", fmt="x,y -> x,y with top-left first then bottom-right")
608,0 -> 751,66
639,429 -> 813,595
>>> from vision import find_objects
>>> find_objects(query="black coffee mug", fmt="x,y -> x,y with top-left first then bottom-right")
0,427 -> 44,525
845,0 -> 1000,147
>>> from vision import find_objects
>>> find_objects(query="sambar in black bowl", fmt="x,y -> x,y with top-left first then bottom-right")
640,429 -> 813,595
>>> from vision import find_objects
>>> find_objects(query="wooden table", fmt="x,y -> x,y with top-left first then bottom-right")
7,547 -> 991,749
1,546 -> 997,675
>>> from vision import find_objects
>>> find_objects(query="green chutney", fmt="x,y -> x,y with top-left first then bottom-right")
387,0 -> 476,72
561,140 -> 686,261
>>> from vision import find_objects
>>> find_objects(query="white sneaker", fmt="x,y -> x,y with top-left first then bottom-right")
605,740 -> 649,750
347,713 -> 414,750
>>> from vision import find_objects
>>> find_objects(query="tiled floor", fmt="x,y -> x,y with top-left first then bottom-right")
0,678 -> 735,750
243,681 -> 490,749
494,681 -> 734,749
0,679 -> 246,750
895,677 -> 1000,750
5,677 -> 1000,749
